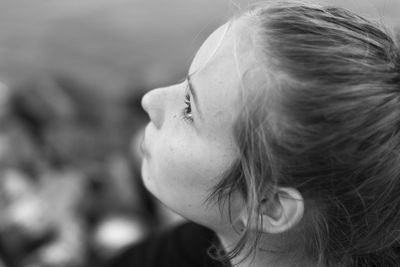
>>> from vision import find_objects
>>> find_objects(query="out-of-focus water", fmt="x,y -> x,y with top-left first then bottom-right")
0,0 -> 398,98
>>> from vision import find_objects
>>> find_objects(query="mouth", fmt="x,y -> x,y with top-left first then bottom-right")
140,136 -> 148,157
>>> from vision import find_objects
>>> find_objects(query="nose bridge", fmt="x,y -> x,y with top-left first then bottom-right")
141,87 -> 166,128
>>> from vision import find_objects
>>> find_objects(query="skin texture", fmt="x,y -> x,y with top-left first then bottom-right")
140,20 -> 244,234
140,17 -> 307,267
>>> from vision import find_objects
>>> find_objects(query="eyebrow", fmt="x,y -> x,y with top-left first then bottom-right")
187,74 -> 203,119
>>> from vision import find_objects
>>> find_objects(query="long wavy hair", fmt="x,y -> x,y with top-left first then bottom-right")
209,1 -> 400,266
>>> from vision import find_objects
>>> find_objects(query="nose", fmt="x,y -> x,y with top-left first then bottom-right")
141,88 -> 166,128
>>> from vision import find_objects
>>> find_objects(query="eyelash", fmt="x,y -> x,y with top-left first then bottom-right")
182,90 -> 194,123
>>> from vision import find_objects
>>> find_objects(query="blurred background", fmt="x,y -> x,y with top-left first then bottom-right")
0,0 -> 398,267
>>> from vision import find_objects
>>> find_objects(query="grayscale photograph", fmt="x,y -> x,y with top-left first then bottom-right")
0,1 -> 399,267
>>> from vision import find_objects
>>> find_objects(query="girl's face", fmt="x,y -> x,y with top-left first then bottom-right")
141,19 -> 251,232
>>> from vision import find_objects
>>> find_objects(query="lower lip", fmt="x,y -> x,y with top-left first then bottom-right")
140,138 -> 148,157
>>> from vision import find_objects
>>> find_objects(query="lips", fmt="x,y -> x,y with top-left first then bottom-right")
139,133 -> 150,158
140,138 -> 146,156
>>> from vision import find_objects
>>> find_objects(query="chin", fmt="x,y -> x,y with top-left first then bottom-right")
140,161 -> 152,190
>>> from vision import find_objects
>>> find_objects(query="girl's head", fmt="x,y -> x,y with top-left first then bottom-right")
141,1 -> 400,266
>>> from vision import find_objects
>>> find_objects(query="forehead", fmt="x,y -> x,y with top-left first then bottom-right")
188,18 -> 257,133
189,22 -> 231,74
189,18 -> 254,76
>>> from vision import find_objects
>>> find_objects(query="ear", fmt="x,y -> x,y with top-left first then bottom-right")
239,187 -> 304,234
261,187 -> 304,234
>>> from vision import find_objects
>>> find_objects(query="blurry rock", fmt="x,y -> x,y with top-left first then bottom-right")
8,196 -> 49,239
36,219 -> 85,267
0,169 -> 51,238
0,169 -> 34,203
38,243 -> 73,267
39,169 -> 86,231
0,167 -> 87,266
0,168 -> 54,266
92,215 -> 148,259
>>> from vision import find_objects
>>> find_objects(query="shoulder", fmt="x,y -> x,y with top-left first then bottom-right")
104,222 -> 227,267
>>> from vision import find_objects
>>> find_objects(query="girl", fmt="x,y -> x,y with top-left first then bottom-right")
110,1 -> 400,266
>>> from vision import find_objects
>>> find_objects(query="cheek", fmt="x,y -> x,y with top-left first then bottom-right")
145,130 -> 235,209
154,136 -> 222,189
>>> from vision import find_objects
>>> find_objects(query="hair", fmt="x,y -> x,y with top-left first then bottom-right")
209,1 -> 400,266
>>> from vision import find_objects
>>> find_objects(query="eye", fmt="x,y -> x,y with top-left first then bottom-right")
182,91 -> 194,123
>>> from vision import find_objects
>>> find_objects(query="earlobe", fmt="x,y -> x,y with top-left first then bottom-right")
260,187 -> 304,234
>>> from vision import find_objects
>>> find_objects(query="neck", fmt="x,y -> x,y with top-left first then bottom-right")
216,231 -> 320,267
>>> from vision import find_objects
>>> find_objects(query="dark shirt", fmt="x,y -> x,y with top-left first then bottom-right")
105,222 -> 230,267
